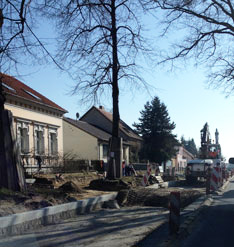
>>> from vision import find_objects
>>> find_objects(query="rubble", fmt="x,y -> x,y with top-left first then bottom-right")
117,187 -> 203,208
89,178 -> 130,191
59,181 -> 83,193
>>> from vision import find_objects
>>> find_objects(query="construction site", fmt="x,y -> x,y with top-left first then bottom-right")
0,75 -> 233,246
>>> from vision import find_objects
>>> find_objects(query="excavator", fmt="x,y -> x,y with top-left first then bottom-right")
185,123 -> 223,183
199,123 -> 221,160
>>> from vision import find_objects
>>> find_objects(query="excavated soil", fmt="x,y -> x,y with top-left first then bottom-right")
0,172 -> 205,216
0,172 -> 111,216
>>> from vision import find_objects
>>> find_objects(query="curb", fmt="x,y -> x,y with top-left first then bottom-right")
0,192 -> 117,237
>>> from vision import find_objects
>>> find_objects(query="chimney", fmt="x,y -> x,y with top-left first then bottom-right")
99,106 -> 104,110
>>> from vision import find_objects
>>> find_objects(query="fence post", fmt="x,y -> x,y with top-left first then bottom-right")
142,161 -> 151,186
206,167 -> 211,195
211,167 -> 219,191
169,191 -> 180,235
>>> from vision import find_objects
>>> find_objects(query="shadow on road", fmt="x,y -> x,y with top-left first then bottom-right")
0,207 -> 168,247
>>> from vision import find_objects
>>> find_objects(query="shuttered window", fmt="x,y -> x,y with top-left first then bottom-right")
20,128 -> 29,154
50,132 -> 58,155
36,130 -> 44,155
17,121 -> 30,154
34,125 -> 45,155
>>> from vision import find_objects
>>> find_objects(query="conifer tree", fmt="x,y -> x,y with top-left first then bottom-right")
181,136 -> 198,157
133,96 -> 178,166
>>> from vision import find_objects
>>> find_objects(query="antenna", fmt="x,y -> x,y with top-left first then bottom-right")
76,112 -> 79,121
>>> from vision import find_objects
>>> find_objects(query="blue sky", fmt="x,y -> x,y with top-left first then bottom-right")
15,60 -> 234,161
8,7 -> 234,161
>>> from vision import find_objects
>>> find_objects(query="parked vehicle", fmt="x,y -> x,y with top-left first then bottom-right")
186,159 -> 213,183
226,163 -> 234,171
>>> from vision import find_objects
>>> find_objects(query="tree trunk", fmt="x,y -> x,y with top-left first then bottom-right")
111,0 -> 119,139
0,83 -> 8,188
107,0 -> 122,179
163,161 -> 166,174
0,81 -> 26,191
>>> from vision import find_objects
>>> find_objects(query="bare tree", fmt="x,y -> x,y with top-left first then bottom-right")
41,0 -> 154,177
154,0 -> 234,95
0,1 -> 57,190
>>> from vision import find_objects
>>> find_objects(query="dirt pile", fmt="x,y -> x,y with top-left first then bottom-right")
59,181 -> 83,193
116,188 -> 203,208
0,172 -> 113,216
89,178 -> 130,191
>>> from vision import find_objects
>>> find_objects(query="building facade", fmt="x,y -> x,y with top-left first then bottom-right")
80,106 -> 142,162
63,117 -> 130,163
172,146 -> 194,172
1,73 -> 67,167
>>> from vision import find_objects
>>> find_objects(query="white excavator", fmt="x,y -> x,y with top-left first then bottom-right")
185,123 -> 223,183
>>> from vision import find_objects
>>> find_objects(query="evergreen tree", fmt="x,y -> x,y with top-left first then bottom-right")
180,136 -> 198,157
133,97 -> 178,165
188,139 -> 198,157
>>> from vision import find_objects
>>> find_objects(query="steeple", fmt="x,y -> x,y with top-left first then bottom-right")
215,128 -> 219,144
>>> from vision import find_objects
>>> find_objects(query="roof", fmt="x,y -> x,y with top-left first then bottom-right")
0,73 -> 67,113
81,106 -> 142,141
64,117 -> 112,141
96,106 -> 142,141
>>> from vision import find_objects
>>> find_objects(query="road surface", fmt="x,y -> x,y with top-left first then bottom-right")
0,206 -> 168,247
180,178 -> 234,247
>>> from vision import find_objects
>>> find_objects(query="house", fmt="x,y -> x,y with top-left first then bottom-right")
172,146 -> 194,172
1,73 -> 67,166
63,117 -> 130,163
80,106 -> 142,162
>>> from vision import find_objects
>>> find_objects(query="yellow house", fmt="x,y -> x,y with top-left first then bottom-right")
63,117 -> 130,163
1,73 -> 67,167
79,106 -> 143,163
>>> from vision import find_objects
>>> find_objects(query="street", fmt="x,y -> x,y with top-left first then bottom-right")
0,206 -> 168,247
180,178 -> 234,247
0,179 -> 232,247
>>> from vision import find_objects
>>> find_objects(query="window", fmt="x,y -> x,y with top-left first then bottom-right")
48,128 -> 58,155
17,122 -> 29,154
34,125 -> 44,155
22,88 -> 41,101
103,144 -> 109,158
2,83 -> 16,92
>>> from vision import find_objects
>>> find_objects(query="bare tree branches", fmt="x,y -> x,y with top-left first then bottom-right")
155,0 -> 234,95
0,0 -> 60,73
40,0 -> 153,106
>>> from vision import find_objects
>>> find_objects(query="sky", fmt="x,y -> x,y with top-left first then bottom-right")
7,6 -> 234,162
15,61 -> 234,162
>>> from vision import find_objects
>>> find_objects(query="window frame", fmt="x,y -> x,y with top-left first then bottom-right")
16,121 -> 30,154
34,124 -> 45,155
48,128 -> 58,156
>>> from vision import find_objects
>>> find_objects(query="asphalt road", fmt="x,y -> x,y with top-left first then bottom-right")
180,178 -> 234,247
0,206 -> 168,247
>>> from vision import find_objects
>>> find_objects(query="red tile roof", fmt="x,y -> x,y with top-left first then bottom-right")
0,73 -> 67,113
94,106 -> 142,141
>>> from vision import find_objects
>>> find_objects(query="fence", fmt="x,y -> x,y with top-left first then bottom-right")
23,158 -> 104,175
24,160 -> 163,175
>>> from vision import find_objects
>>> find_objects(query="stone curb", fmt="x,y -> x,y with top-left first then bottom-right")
0,192 -> 117,237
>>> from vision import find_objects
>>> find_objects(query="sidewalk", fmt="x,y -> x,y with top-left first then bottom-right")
0,206 -> 168,247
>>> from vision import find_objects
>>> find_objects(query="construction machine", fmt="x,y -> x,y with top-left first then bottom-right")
185,123 -> 223,183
